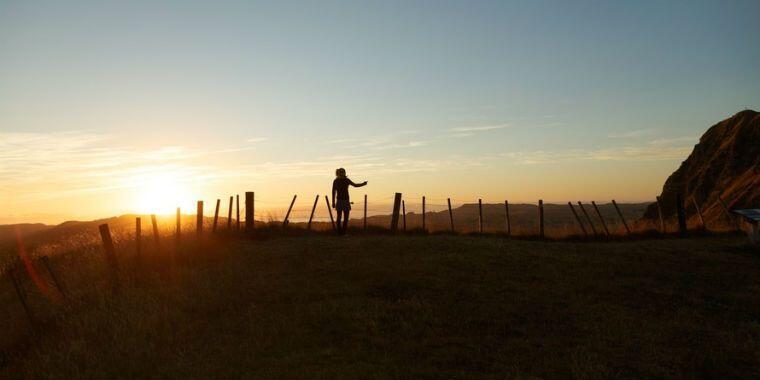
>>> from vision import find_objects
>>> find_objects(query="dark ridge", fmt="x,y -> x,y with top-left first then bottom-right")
642,109 -> 760,223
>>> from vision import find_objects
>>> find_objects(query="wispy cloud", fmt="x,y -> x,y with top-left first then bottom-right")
352,134 -> 429,151
502,133 -> 698,165
320,138 -> 356,145
357,137 -> 392,147
373,141 -> 428,150
0,130 -> 448,206
0,131 -> 256,202
648,136 -> 698,146
607,129 -> 657,138
448,120 -> 563,137
504,145 -> 692,165
450,124 -> 510,133
247,137 -> 269,143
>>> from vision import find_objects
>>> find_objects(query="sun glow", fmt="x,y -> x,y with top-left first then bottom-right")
130,169 -> 193,215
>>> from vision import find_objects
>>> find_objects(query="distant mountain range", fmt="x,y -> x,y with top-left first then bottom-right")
642,109 -> 759,225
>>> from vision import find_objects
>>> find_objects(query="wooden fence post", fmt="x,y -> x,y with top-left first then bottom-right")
283,195 -> 297,227
568,202 -> 588,238
656,196 -> 666,233
447,198 -> 455,233
692,197 -> 705,229
505,200 -> 511,236
176,207 -> 181,244
422,196 -> 426,232
577,202 -> 597,237
591,201 -> 610,237
478,199 -> 483,234
8,268 -> 35,330
391,193 -> 402,232
41,256 -> 66,300
308,195 -> 319,231
402,200 -> 407,231
245,192 -> 254,232
196,201 -> 204,237
136,217 -> 142,256
324,195 -> 336,231
227,196 -> 233,230
718,195 -> 740,231
538,200 -> 544,239
212,199 -> 221,233
676,193 -> 687,237
99,223 -> 116,262
236,194 -> 240,230
151,214 -> 160,247
98,223 -> 120,292
611,200 -> 631,235
363,194 -> 368,231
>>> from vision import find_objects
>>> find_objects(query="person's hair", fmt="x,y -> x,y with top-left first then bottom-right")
335,168 -> 346,178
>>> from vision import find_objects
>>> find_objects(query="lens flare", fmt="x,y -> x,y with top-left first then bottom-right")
15,226 -> 61,303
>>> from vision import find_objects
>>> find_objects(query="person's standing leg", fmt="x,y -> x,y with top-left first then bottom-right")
336,210 -> 344,234
342,210 -> 350,234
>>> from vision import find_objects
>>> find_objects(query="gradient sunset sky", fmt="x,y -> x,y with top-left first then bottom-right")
2,0 -> 759,224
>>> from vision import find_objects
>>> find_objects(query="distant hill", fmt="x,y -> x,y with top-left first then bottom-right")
642,110 -> 760,224
0,215 -> 173,262
0,223 -> 52,245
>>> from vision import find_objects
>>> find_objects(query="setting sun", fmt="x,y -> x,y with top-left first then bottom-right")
129,169 -> 192,215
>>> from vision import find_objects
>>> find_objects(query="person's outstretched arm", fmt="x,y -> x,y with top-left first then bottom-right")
348,178 -> 368,187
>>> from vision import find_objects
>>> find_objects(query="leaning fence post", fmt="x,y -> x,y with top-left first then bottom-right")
656,196 -> 666,233
538,200 -> 545,239
447,198 -> 455,233
98,223 -> 120,292
324,195 -> 336,231
196,201 -> 204,237
136,217 -> 142,256
478,199 -> 483,234
363,194 -> 368,231
391,193 -> 402,232
402,200 -> 407,231
308,195 -> 319,231
692,197 -> 705,230
577,202 -> 598,237
718,195 -> 740,231
8,267 -> 35,330
245,192 -> 254,232
591,201 -> 610,237
505,200 -> 511,236
611,200 -> 631,235
41,256 -> 67,300
422,196 -> 426,232
568,202 -> 587,238
676,193 -> 687,237
151,214 -> 160,247
212,199 -> 220,233
227,196 -> 233,230
236,194 -> 241,230
283,195 -> 297,227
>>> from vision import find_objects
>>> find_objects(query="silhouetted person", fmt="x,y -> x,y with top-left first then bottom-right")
332,168 -> 367,235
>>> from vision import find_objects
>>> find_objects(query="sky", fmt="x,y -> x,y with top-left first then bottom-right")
1,0 -> 759,224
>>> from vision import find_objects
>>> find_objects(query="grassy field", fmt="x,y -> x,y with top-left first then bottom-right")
2,232 -> 759,379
